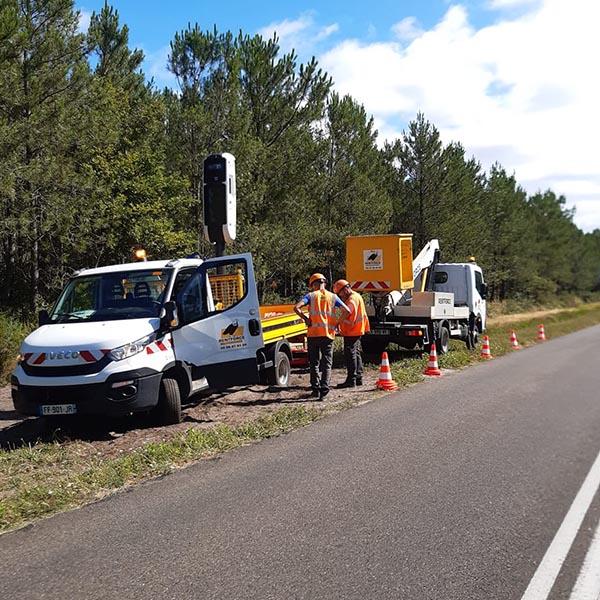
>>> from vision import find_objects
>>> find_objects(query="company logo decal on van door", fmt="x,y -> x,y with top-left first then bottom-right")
219,321 -> 247,350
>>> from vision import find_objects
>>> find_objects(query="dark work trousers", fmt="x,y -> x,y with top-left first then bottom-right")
343,336 -> 364,383
307,336 -> 334,392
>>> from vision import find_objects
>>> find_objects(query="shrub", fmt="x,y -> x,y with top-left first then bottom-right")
0,313 -> 32,384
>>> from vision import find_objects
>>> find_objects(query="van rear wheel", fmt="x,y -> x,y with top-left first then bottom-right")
267,351 -> 291,387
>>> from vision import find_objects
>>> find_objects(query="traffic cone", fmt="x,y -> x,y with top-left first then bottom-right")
537,323 -> 547,341
510,330 -> 521,350
376,352 -> 398,391
423,343 -> 442,377
480,335 -> 493,359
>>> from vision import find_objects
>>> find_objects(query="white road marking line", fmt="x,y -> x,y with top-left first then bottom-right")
520,448 -> 600,600
569,519 -> 600,600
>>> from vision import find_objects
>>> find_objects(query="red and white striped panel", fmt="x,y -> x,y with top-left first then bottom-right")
145,336 -> 173,355
351,280 -> 391,291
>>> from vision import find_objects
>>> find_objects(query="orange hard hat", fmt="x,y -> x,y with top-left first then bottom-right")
333,279 -> 350,294
309,273 -> 327,286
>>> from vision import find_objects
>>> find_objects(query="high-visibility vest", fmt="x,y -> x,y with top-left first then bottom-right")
307,289 -> 337,339
339,291 -> 370,337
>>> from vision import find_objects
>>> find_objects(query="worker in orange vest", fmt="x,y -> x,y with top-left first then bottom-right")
333,279 -> 370,388
294,273 -> 350,400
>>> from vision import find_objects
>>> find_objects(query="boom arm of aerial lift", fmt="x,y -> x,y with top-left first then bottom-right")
413,239 -> 440,292
380,239 -> 440,316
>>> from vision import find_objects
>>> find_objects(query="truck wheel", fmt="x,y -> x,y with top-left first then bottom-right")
267,351 -> 291,387
437,326 -> 450,355
156,376 -> 182,425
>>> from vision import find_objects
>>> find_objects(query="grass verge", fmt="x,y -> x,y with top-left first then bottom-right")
0,405 -> 322,533
2,303 -> 600,534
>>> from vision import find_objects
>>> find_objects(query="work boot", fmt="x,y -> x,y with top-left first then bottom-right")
336,380 -> 356,389
309,388 -> 320,398
356,378 -> 363,386
319,389 -> 330,401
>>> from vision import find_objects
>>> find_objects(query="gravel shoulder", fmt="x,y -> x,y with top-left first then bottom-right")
0,366 -> 381,457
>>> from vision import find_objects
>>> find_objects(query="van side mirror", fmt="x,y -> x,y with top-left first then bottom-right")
480,283 -> 488,299
162,301 -> 179,328
38,309 -> 50,326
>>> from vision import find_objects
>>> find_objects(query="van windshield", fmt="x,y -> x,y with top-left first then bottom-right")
49,269 -> 172,323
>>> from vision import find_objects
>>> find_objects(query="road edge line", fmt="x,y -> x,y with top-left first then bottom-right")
520,448 -> 600,600
568,517 -> 600,600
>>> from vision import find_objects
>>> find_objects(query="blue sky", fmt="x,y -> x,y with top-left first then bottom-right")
77,1 -> 600,232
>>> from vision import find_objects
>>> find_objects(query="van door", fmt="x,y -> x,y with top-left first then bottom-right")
171,253 -> 263,388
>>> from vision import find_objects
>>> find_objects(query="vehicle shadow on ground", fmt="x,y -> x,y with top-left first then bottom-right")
362,348 -> 424,366
0,408 -> 21,421
0,412 -> 183,450
0,417 -> 63,449
185,384 -> 311,409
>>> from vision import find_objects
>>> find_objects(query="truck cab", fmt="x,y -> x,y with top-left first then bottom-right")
11,253 -> 285,424
434,262 -> 487,334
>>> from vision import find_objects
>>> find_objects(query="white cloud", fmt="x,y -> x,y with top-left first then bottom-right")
391,17 -> 423,42
258,13 -> 339,55
258,14 -> 312,43
144,46 -> 177,89
77,8 -> 91,33
319,0 -> 600,232
487,0 -> 540,8
315,23 -> 340,42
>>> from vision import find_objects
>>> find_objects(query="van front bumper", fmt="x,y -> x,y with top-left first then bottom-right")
11,369 -> 162,417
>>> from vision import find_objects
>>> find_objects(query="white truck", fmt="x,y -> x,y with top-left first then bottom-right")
11,253 -> 307,424
346,235 -> 488,355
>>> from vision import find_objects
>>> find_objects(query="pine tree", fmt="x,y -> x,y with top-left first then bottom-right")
387,113 -> 446,249
0,0 -> 88,310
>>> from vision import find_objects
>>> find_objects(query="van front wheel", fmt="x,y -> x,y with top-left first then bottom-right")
156,376 -> 182,425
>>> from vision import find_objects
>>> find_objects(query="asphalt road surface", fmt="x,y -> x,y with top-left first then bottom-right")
3,326 -> 600,600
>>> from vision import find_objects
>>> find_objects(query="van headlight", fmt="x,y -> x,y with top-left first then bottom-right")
109,333 -> 155,361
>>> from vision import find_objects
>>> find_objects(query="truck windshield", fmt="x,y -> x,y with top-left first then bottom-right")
49,269 -> 171,323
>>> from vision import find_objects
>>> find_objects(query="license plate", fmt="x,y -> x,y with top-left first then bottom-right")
40,404 -> 77,416
371,330 -> 392,336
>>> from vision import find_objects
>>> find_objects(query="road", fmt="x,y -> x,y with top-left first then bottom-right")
2,326 -> 600,599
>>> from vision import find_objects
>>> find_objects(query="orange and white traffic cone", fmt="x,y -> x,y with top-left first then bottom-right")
480,335 -> 493,359
509,330 -> 521,350
376,352 -> 398,390
537,323 -> 547,341
423,343 -> 442,376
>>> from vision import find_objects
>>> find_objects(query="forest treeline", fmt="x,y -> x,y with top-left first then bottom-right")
1,0 -> 599,316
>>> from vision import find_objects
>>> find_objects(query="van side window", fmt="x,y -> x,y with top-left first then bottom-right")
204,260 -> 248,312
175,259 -> 249,325
178,273 -> 205,323
171,270 -> 194,300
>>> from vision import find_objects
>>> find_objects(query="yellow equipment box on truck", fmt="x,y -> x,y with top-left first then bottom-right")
345,234 -> 414,292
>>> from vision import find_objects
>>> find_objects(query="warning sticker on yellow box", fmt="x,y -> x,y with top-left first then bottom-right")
363,249 -> 383,271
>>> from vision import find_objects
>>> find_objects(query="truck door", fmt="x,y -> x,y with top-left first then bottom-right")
473,269 -> 487,329
171,253 -> 263,388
